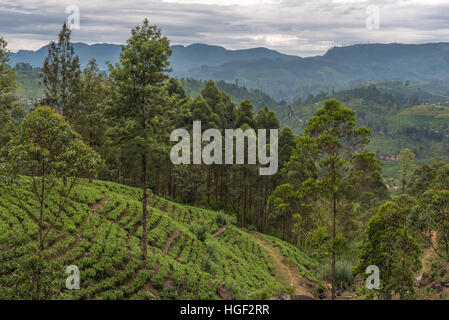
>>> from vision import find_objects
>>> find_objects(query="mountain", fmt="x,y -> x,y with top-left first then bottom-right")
11,43 -> 123,70
191,43 -> 449,99
170,43 -> 297,74
10,42 -> 295,74
11,42 -> 449,100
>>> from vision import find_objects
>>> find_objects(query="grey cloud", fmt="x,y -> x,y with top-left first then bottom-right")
1,0 -> 449,56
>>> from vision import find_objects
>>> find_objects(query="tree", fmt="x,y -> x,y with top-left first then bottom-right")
354,198 -> 421,299
76,59 -> 106,149
191,96 -> 220,129
417,190 -> 449,259
105,19 -> 171,259
433,164 -> 449,190
409,165 -> 449,259
268,184 -> 296,240
349,151 -> 389,229
0,37 -> 21,147
41,23 -> 82,119
167,77 -> 187,99
235,99 -> 256,128
305,99 -> 370,299
407,163 -> 438,197
399,148 -> 416,194
278,127 -> 295,170
0,229 -> 60,299
201,80 -> 226,128
0,106 -> 102,299
255,107 -> 279,130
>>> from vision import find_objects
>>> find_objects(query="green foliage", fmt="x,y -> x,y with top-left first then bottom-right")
354,199 -> 421,299
0,106 -> 102,299
0,175 -> 319,299
320,260 -> 354,290
189,223 -> 209,242
14,21 -> 449,301
414,189 -> 449,259
298,98 -> 370,298
215,211 -> 234,227
160,287 -> 178,300
0,106 -> 102,182
399,148 -> 416,193
41,23 -> 82,119
74,59 -> 107,150
0,37 -> 21,147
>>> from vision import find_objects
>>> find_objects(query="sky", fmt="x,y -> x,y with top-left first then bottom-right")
1,0 -> 449,56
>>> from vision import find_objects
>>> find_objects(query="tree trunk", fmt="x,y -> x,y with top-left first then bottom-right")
36,273 -> 40,300
215,170 -> 218,202
331,192 -> 336,300
167,172 -> 169,197
243,166 -> 247,227
173,177 -> 176,201
207,169 -> 211,206
141,153 -> 148,259
282,216 -> 285,240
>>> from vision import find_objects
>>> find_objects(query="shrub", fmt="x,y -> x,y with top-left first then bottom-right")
160,287 -> 178,300
246,224 -> 257,232
202,258 -> 218,275
215,211 -> 236,226
189,223 -> 208,242
321,260 -> 354,290
225,277 -> 247,300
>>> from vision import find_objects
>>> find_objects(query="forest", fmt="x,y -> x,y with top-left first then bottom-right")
1,20 -> 449,301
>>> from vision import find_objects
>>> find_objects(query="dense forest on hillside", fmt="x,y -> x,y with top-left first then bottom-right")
13,64 -> 449,179
1,21 -> 449,301
280,84 -> 449,184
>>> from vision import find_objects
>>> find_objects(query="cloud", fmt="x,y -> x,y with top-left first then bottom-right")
1,0 -> 449,56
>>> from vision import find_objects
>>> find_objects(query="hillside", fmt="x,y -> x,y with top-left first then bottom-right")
11,42 -> 449,100
0,178 -> 319,300
10,43 -> 294,75
179,43 -> 449,99
179,78 -> 278,112
280,83 -> 449,183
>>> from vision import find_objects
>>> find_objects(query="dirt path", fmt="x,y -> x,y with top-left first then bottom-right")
212,224 -> 228,237
87,198 -> 109,224
163,228 -> 180,254
251,232 -> 314,297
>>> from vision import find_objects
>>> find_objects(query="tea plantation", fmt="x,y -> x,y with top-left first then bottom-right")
0,178 -> 319,299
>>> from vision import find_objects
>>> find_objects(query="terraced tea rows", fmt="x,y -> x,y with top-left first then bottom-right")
0,178 -> 319,299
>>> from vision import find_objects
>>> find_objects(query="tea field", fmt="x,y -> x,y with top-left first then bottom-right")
0,179 -> 319,299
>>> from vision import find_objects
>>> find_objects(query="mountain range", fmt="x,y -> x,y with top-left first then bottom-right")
10,42 -> 449,100
10,42 -> 294,74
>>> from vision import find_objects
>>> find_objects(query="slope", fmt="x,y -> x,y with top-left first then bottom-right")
250,232 -> 317,297
0,178 -> 319,300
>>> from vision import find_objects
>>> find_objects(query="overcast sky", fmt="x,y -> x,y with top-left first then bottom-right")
1,0 -> 449,56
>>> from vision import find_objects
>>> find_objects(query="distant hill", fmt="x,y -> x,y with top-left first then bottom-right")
190,43 -> 449,99
11,43 -> 123,70
10,42 -> 295,74
170,43 -> 296,74
11,42 -> 449,100
279,82 -> 449,181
